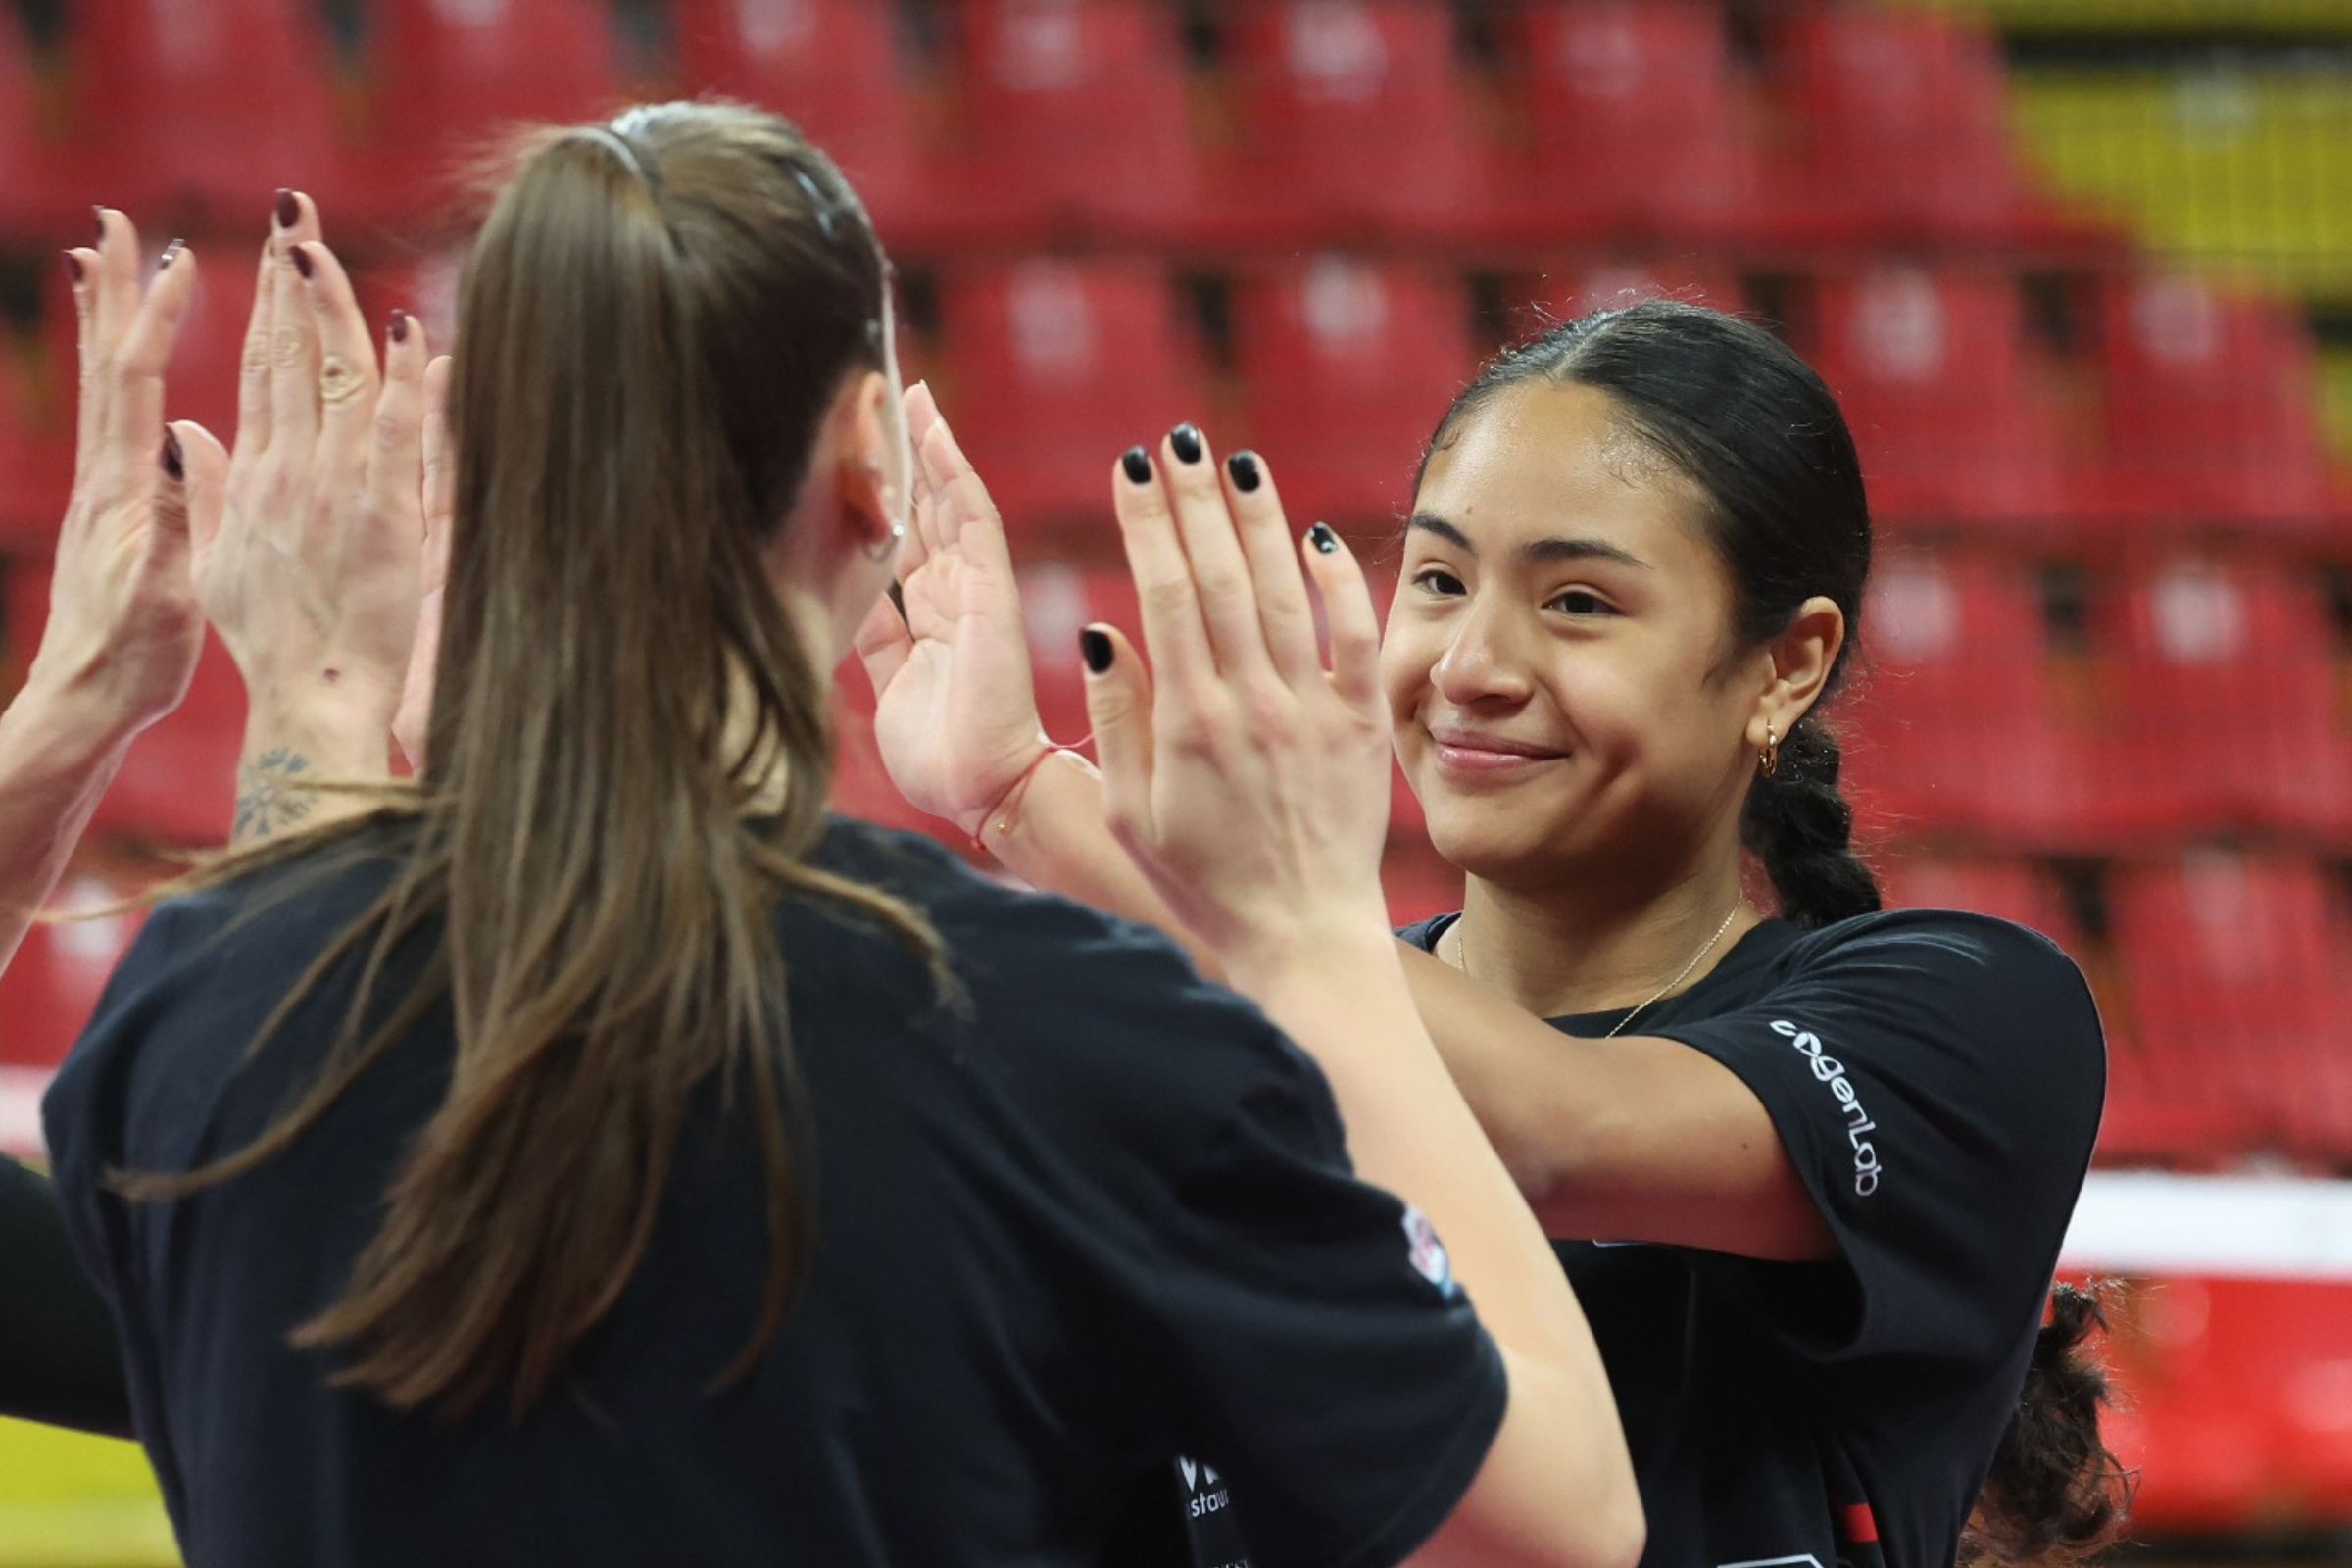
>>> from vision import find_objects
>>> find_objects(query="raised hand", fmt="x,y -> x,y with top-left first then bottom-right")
853,382 -> 1057,838
25,211 -> 207,742
391,354 -> 454,771
189,191 -> 434,841
1083,428 -> 1391,966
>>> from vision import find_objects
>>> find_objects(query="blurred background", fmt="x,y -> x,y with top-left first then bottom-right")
3,0 -> 2352,1561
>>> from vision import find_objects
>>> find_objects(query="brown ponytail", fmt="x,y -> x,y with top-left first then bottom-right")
121,103 -> 943,1419
1966,1282 -> 2136,1566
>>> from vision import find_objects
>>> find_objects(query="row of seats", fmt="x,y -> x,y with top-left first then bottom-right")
0,0 -> 2080,249
0,245 -> 2339,535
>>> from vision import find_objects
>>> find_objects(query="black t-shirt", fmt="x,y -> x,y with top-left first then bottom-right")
0,1153 -> 131,1435
1183,908 -> 2105,1568
40,818 -> 1505,1568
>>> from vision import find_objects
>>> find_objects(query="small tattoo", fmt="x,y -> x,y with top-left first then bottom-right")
233,748 -> 314,842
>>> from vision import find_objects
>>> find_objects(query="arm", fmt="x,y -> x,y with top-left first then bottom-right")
1089,429 -> 1639,1568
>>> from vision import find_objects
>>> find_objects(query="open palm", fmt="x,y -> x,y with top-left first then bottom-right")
854,384 -> 1053,839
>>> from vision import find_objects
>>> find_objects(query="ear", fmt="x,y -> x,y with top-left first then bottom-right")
1746,595 -> 1845,753
833,368 -> 904,552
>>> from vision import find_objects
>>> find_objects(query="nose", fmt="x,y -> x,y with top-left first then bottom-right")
1429,592 -> 1535,709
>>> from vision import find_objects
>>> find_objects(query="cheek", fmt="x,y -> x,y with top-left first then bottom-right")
1376,616 -> 1430,724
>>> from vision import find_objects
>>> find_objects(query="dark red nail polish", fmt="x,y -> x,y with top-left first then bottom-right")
1169,422 -> 1203,465
1308,522 -> 1339,555
160,427 -> 184,481
63,251 -> 83,286
1227,451 -> 1261,493
290,244 -> 313,279
1121,446 -> 1152,485
388,309 -> 411,344
1080,627 -> 1113,674
157,238 -> 184,271
274,187 -> 298,229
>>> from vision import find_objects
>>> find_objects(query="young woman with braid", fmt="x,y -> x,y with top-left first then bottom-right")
37,105 -> 1642,1568
859,301 -> 2126,1568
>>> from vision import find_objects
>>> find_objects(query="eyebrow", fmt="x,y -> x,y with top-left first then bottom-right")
1405,512 -> 1652,571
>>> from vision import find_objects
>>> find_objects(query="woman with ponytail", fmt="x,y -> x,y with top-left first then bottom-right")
863,299 -> 2128,1568
37,108 -> 1643,1567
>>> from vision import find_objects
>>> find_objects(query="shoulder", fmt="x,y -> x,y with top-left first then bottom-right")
817,822 -> 1348,1165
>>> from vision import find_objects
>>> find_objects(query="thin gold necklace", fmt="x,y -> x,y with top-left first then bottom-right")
1451,904 -> 1744,1038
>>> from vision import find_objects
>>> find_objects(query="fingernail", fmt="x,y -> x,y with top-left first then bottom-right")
157,238 -> 184,271
1227,450 -> 1261,493
1080,626 -> 1113,674
274,187 -> 298,229
160,426 -> 184,481
1308,522 -> 1339,555
62,251 -> 82,286
1169,422 -> 1203,465
389,308 -> 411,344
1121,446 -> 1152,485
289,243 -> 313,280
91,206 -> 106,246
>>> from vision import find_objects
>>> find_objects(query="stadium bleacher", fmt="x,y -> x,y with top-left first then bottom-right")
2,0 -> 2351,1547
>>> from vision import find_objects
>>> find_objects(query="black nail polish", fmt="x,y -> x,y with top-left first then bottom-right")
1121,446 -> 1152,485
157,238 -> 184,271
1308,522 -> 1339,555
388,309 -> 411,344
91,206 -> 106,246
1169,422 -> 1203,465
1227,450 -> 1261,493
274,187 -> 298,229
1080,626 -> 1114,674
160,427 -> 184,481
290,243 -> 313,280
62,251 -> 82,286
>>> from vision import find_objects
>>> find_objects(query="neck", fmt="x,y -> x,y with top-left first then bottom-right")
1453,855 -> 1759,1019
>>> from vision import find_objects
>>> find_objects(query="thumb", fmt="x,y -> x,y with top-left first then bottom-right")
1079,622 -> 1153,848
165,419 -> 228,562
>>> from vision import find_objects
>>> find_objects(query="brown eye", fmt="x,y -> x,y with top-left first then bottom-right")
1550,590 -> 1616,616
1413,567 -> 1466,596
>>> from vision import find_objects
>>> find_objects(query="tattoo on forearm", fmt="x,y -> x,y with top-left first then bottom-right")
233,748 -> 314,842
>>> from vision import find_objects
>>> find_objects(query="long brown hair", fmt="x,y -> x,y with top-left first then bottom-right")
123,102 -> 942,1420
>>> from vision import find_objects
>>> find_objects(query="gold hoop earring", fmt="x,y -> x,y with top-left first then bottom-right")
1758,722 -> 1780,779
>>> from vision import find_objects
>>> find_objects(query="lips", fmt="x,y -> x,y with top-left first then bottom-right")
1425,724 -> 1569,774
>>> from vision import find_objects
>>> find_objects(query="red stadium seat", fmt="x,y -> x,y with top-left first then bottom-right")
2107,854 -> 2352,1165
2088,555 -> 2351,839
59,0 -> 341,218
1806,265 -> 2067,528
0,281 -> 75,550
2091,271 -> 2333,530
1505,0 -> 1762,242
0,6 -> 106,235
1212,0 -> 1488,241
340,0 -> 624,225
930,258 -> 1211,527
1874,855 -> 2074,942
1230,255 -> 1475,526
1016,562 -> 1135,754
938,0 -> 1202,245
666,0 -> 927,234
1843,547 -> 2093,847
1764,6 -> 2027,244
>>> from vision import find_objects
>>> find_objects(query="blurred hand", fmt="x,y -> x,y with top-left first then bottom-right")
191,191 -> 434,771
1084,430 -> 1392,966
853,382 -> 1054,837
24,211 -> 207,742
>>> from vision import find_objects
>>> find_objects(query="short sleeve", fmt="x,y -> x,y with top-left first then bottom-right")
1123,1040 -> 1507,1568
1648,911 -> 2106,1366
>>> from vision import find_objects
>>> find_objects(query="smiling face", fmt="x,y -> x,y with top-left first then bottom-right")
1382,379 -> 1773,896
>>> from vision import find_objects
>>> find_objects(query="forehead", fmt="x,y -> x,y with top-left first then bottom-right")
1412,380 -> 1710,563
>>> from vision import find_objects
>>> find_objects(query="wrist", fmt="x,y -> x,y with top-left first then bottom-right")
1220,914 -> 1399,1007
971,743 -> 1073,850
13,660 -> 160,760
238,666 -> 400,777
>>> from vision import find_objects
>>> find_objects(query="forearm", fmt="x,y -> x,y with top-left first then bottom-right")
0,684 -> 140,973
230,673 -> 398,846
983,749 -> 1222,975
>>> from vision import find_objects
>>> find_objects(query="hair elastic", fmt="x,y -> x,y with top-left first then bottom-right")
788,167 -> 841,243
580,125 -> 650,183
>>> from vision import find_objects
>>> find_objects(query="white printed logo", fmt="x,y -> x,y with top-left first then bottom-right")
1402,1204 -> 1459,1298
1771,1020 -> 1883,1198
1177,1457 -> 1230,1517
